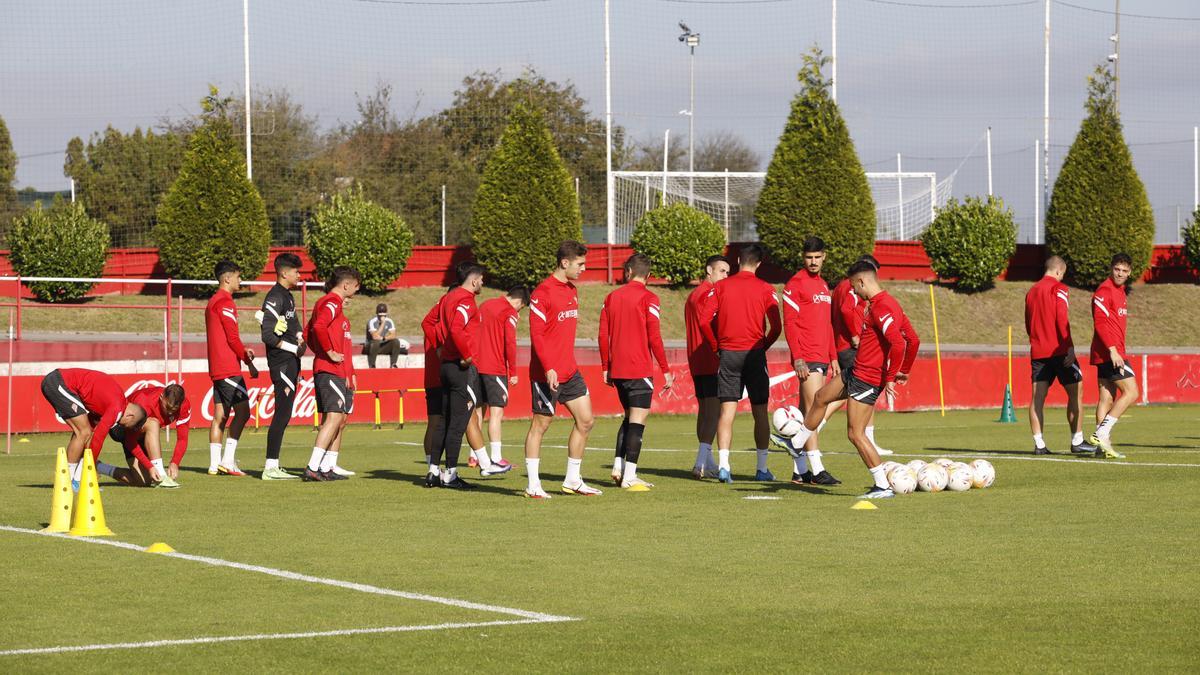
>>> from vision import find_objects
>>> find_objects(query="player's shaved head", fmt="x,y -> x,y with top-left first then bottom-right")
1045,256 -> 1067,274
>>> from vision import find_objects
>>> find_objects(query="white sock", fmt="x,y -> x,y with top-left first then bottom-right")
427,462 -> 440,475
1033,433 -> 1046,450
808,449 -> 826,474
866,425 -> 882,450
793,453 -> 809,474
307,447 -> 325,472
490,441 -> 503,463
96,461 -> 118,477
718,448 -> 730,471
442,466 -> 458,482
69,462 -> 81,482
695,442 -> 712,468
869,464 -> 889,489
624,461 -> 637,482
209,443 -> 221,471
221,438 -> 239,466
1096,415 -> 1118,439
319,450 -> 338,472
565,457 -> 583,485
792,424 -> 815,448
526,457 -> 541,492
816,419 -> 827,434
151,458 -> 165,476
473,447 -> 493,469
425,454 -> 431,466
756,449 -> 769,472
265,458 -> 279,471
1071,431 -> 1084,445
612,456 -> 624,475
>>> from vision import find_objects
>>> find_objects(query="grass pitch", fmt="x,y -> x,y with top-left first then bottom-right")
2,407 -> 1199,672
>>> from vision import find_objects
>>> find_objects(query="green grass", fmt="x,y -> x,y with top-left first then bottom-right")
2,407 -> 1199,671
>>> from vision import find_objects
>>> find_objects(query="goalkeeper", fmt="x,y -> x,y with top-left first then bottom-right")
256,253 -> 307,480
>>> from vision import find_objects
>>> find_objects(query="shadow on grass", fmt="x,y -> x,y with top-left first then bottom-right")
924,446 -> 1045,456
364,468 -> 525,496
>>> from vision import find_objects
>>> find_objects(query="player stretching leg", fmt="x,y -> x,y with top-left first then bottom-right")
684,255 -> 728,479
698,244 -> 782,483
303,267 -> 361,481
1025,256 -> 1093,455
524,241 -> 599,498
1088,253 -> 1137,459
258,253 -> 306,479
476,286 -> 528,471
205,261 -> 257,476
787,262 -> 919,498
103,384 -> 189,488
39,368 -> 146,490
599,254 -> 675,490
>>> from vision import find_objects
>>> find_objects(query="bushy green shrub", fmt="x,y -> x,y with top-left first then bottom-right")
755,47 -> 875,283
154,88 -> 270,288
8,200 -> 110,302
630,203 -> 725,285
470,104 -> 582,287
1045,66 -> 1153,288
920,196 -> 1017,291
1182,208 -> 1200,280
306,188 -> 414,292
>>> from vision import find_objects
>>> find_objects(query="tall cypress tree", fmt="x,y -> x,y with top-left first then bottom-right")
0,115 -> 18,224
755,47 -> 875,282
470,103 -> 582,287
1046,65 -> 1154,288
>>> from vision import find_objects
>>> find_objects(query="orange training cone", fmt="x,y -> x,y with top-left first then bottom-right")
42,447 -> 73,533
68,451 -> 113,537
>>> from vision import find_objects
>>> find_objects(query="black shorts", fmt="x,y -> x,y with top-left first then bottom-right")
1031,355 -> 1083,386
269,355 -> 302,397
532,371 -> 589,416
691,372 -> 718,399
837,348 -> 858,372
41,369 -> 88,420
1096,361 -> 1135,382
717,349 -> 769,405
804,361 -> 829,377
842,366 -> 882,406
613,377 -> 654,410
479,373 -> 510,408
314,372 -> 354,415
425,387 -> 445,416
212,376 -> 249,409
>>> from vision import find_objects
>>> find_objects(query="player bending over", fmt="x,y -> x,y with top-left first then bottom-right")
786,262 -> 919,498
303,266 -> 361,481
102,384 -> 190,488
523,240 -> 600,498
205,260 -> 258,476
257,252 -> 307,479
1088,253 -> 1137,459
39,367 -> 146,490
684,254 -> 729,479
475,285 -> 529,471
599,253 -> 674,491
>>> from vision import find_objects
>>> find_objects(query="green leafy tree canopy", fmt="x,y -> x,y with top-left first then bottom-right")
920,196 -> 1017,291
305,187 -> 414,293
631,203 -> 726,286
8,198 -> 110,302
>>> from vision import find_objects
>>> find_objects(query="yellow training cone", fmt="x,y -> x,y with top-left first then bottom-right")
68,452 -> 113,537
145,542 -> 175,554
850,500 -> 879,510
42,447 -> 73,533
18,437 -> 30,443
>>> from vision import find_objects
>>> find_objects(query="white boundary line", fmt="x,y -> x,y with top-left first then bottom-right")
0,525 -> 577,656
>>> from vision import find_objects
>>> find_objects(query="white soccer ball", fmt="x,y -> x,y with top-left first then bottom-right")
970,460 -> 996,488
946,465 -> 974,492
906,459 -> 928,475
880,461 -> 901,475
772,407 -> 804,437
933,458 -> 955,469
887,466 -> 917,494
916,464 -> 948,492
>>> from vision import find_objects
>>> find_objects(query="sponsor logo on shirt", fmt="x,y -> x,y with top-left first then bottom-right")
812,293 -> 832,304
1118,308 -> 1128,317
557,309 -> 579,322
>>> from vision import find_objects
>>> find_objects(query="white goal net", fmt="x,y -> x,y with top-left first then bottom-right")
611,170 -> 956,244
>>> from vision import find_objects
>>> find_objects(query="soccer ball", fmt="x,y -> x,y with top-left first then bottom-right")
916,464 -> 948,492
772,407 -> 805,437
887,466 -> 917,494
880,461 -> 901,474
933,458 -> 955,469
946,465 -> 974,492
906,459 -> 927,475
950,461 -> 973,475
970,460 -> 996,488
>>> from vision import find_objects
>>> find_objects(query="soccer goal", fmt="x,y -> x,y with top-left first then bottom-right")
610,170 -> 956,244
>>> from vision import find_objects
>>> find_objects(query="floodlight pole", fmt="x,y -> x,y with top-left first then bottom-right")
1042,0 -> 1050,222
896,153 -> 904,239
1034,139 -> 1041,243
831,0 -> 837,102
243,0 -> 252,181
604,0 -> 614,281
678,26 -> 700,206
1193,126 -> 1198,212
662,129 -> 671,201
986,127 -> 993,197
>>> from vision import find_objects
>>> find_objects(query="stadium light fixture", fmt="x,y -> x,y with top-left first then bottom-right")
677,21 -> 700,205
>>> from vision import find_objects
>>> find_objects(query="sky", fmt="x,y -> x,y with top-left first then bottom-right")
2,0 -> 1197,242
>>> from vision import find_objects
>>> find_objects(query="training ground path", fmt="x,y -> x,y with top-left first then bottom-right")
0,525 -> 577,657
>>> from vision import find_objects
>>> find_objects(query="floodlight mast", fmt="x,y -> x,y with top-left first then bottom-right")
678,22 -> 700,205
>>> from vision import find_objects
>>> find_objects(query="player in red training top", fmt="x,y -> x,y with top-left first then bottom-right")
698,243 -> 782,484
524,240 -> 600,498
101,384 -> 190,488
475,285 -> 529,471
303,266 -> 361,481
1024,256 -> 1093,456
779,237 -> 841,486
788,262 -> 920,499
39,367 -> 146,490
599,254 -> 675,490
1088,253 -> 1138,459
684,254 -> 729,479
205,260 -> 257,477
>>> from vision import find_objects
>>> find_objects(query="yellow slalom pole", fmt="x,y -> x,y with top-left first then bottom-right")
397,391 -> 406,429
929,285 -> 946,417
1007,325 -> 1013,393
373,392 -> 382,429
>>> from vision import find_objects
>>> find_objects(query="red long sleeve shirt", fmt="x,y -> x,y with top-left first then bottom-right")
1090,278 -> 1128,365
528,275 -> 580,383
782,270 -> 837,364
831,279 -> 865,353
897,312 -> 921,374
699,270 -> 781,352
598,281 -> 670,380
476,297 -> 518,378
205,289 -> 248,380
685,281 -> 719,376
127,386 -> 191,468
853,291 -> 910,387
421,295 -> 447,388
1025,276 -> 1073,359
439,287 -> 480,363
59,368 -> 126,458
307,293 -> 355,379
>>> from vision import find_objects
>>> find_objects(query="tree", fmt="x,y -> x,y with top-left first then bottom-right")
153,87 -> 270,287
1045,65 -> 1154,288
754,47 -> 875,282
471,104 -> 582,287
8,198 -> 110,302
305,188 -> 414,293
0,115 -> 17,228
695,130 -> 760,172
1182,208 -> 1200,280
920,196 -> 1017,291
631,203 -> 726,285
